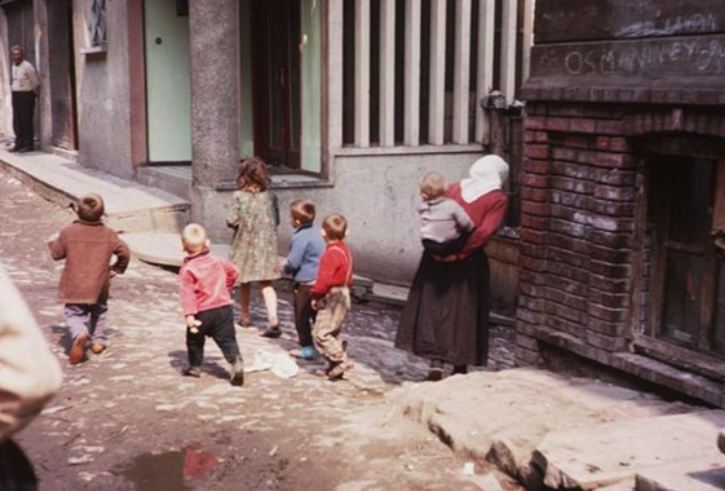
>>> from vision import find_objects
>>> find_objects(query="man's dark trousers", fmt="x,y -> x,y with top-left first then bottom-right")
12,91 -> 35,149
186,305 -> 241,368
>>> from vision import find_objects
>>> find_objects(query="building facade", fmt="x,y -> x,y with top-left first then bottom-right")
516,0 -> 725,406
0,0 -> 533,305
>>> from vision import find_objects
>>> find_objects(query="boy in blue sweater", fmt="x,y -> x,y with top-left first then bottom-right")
280,199 -> 326,360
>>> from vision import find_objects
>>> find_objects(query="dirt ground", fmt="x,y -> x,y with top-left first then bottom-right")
1,170 -> 520,491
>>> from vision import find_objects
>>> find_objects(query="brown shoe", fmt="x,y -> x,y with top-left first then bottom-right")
327,360 -> 354,380
69,334 -> 89,365
91,342 -> 106,355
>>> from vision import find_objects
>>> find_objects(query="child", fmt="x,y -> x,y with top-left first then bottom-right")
179,223 -> 245,386
226,158 -> 281,337
280,199 -> 325,360
311,214 -> 354,380
417,171 -> 474,256
48,193 -> 130,365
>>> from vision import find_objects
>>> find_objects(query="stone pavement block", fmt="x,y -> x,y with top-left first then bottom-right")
395,368 -> 693,489
534,410 -> 725,490
635,459 -> 725,491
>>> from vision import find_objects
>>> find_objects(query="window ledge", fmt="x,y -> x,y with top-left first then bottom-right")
333,143 -> 484,157
80,45 -> 107,55
215,173 -> 333,191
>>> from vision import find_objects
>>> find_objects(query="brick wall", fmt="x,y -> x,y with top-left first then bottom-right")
516,102 -> 641,365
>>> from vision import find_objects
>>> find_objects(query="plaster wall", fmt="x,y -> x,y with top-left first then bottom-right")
71,0 -> 134,179
193,152 -> 484,283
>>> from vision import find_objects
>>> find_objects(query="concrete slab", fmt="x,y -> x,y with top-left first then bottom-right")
394,368 -> 693,489
534,410 -> 725,490
635,459 -> 725,491
0,149 -> 189,233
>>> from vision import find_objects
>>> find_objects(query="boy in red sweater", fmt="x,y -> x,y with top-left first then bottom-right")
179,224 -> 245,386
311,214 -> 354,380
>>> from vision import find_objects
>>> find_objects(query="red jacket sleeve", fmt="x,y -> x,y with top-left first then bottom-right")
452,194 -> 508,261
223,260 -> 239,291
311,250 -> 340,299
48,231 -> 66,260
179,267 -> 199,316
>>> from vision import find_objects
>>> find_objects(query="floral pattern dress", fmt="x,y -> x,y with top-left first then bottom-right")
227,190 -> 281,283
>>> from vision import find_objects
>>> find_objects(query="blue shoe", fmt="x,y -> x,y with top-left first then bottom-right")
290,345 -> 316,360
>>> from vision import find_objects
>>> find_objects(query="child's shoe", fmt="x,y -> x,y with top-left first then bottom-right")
91,342 -> 106,355
229,357 -> 245,386
69,333 -> 89,365
289,345 -> 316,360
327,360 -> 354,380
261,324 -> 282,338
183,366 -> 202,378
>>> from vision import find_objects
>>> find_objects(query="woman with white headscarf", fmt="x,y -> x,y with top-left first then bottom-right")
395,155 -> 509,381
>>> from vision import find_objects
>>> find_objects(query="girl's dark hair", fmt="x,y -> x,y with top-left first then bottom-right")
237,157 -> 270,192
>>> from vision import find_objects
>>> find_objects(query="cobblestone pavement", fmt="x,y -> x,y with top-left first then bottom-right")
0,171 -> 518,490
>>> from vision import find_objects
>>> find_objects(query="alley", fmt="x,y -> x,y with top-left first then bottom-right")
0,170 -> 518,490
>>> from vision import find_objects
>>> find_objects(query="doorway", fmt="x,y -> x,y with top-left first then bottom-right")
250,0 -> 301,169
648,156 -> 725,358
47,0 -> 78,150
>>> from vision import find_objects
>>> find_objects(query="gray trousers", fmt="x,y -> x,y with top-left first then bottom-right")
312,287 -> 351,364
64,303 -> 108,343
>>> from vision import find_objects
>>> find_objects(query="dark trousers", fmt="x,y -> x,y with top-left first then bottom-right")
186,305 -> 241,367
422,231 -> 470,256
12,91 -> 35,148
0,439 -> 37,491
293,283 -> 316,347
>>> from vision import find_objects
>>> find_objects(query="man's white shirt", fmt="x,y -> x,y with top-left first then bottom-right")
11,60 -> 39,92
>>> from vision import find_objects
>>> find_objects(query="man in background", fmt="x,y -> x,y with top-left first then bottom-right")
9,45 -> 39,153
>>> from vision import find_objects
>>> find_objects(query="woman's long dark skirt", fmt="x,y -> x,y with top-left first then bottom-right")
395,250 -> 490,366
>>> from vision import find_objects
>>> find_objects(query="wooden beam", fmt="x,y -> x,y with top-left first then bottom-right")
452,0 -> 472,144
403,0 -> 421,146
475,0 -> 494,143
354,0 -> 371,147
521,0 -> 536,84
326,0 -> 344,152
428,0 -> 446,145
379,0 -> 396,147
499,0 -> 518,105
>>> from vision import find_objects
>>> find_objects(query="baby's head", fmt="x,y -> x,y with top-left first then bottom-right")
419,172 -> 447,201
236,157 -> 270,192
181,223 -> 209,254
76,194 -> 105,223
321,213 -> 347,242
289,199 -> 315,228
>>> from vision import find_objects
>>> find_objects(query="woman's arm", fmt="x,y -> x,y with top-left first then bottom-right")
449,194 -> 508,261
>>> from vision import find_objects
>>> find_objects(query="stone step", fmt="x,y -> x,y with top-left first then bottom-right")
635,459 -> 725,491
534,410 -> 725,490
394,368 -> 694,489
136,165 -> 192,202
0,149 -> 189,234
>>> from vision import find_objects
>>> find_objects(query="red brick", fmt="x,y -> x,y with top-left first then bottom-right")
551,191 -> 592,210
551,177 -> 595,194
545,300 -> 587,324
545,316 -> 585,339
517,308 -> 545,326
551,147 -> 577,161
524,144 -> 550,159
520,187 -> 549,202
593,152 -> 637,169
588,303 -> 628,323
534,131 -> 549,143
519,294 -> 546,312
590,245 -> 631,264
524,116 -> 547,130
593,185 -> 637,202
546,117 -> 571,132
519,270 -> 546,286
586,331 -> 628,351
590,229 -> 633,249
521,213 -> 550,231
592,199 -> 636,217
590,273 -> 630,294
521,200 -> 551,216
548,247 -> 588,269
546,288 -> 588,312
608,137 -> 628,152
590,260 -> 631,279
525,130 -> 536,143
522,173 -> 549,189
551,161 -> 593,180
548,261 -> 590,284
589,289 -> 630,309
523,158 -> 550,174
562,134 -> 591,149
595,136 -> 611,150
547,274 -> 588,297
520,228 -> 547,245
587,318 -> 624,337
569,118 -> 597,133
520,243 -> 547,259
596,119 -> 624,135
520,281 -> 545,298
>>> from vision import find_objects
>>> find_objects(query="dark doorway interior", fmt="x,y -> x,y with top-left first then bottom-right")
250,0 -> 301,169
47,0 -> 78,150
4,0 -> 34,65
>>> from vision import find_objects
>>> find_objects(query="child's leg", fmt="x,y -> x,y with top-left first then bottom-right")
239,283 -> 251,324
203,306 -> 242,365
312,290 -> 350,365
293,284 -> 314,348
64,304 -> 90,340
186,323 -> 206,369
260,281 -> 278,327
88,302 -> 109,345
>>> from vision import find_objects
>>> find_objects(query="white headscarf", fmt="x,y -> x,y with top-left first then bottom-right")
460,155 -> 509,203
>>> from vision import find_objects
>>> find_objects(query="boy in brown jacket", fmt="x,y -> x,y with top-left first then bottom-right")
48,194 -> 130,365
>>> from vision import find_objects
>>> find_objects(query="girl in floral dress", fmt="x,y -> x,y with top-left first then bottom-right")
226,158 -> 281,337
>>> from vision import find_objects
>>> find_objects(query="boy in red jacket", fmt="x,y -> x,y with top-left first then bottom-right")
311,214 -> 354,380
179,224 -> 244,386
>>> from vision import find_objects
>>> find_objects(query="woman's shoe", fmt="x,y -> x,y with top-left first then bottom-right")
425,368 -> 444,382
261,324 -> 282,338
237,317 -> 253,328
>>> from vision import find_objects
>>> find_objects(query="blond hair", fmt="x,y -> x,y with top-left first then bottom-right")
420,172 -> 447,199
181,223 -> 208,253
322,214 -> 347,241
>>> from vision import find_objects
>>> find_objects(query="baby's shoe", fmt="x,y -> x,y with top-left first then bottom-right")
229,357 -> 245,386
183,366 -> 201,378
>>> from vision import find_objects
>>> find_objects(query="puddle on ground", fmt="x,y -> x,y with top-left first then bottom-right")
118,446 -> 219,490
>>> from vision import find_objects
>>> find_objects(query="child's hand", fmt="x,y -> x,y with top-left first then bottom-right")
47,232 -> 59,243
186,315 -> 202,334
109,269 -> 118,279
310,299 -> 318,311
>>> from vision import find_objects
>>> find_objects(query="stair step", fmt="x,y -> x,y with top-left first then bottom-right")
635,459 -> 725,491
